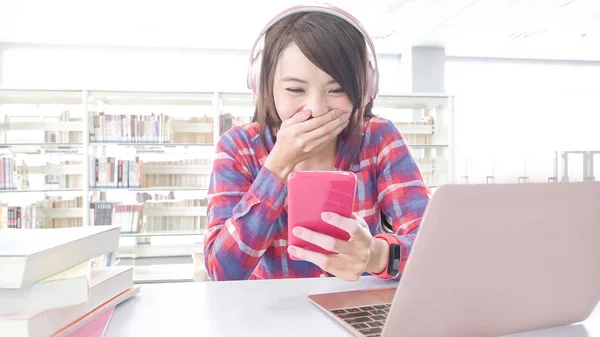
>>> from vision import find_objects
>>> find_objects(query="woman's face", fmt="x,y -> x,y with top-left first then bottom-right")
272,43 -> 354,122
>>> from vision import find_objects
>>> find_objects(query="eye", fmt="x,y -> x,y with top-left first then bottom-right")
330,88 -> 345,94
286,88 -> 304,93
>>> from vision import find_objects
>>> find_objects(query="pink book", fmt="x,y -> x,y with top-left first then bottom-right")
65,306 -> 115,337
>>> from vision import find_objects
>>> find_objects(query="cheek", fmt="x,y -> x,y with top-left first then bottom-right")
329,95 -> 354,114
274,91 -> 302,121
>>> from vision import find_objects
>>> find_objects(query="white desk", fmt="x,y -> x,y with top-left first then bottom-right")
105,276 -> 600,337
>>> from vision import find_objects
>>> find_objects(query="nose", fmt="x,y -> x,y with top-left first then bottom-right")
305,93 -> 328,118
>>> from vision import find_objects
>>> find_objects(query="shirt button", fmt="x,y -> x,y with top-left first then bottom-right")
320,273 -> 327,278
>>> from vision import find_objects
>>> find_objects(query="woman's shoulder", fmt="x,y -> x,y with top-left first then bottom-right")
362,116 -> 402,144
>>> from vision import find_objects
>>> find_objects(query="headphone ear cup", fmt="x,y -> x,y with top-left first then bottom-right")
250,51 -> 263,95
366,60 -> 377,101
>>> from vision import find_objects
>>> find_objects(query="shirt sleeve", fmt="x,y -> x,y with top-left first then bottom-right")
203,130 -> 287,281
372,120 -> 430,280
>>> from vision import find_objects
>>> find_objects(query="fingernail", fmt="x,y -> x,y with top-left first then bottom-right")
292,227 -> 303,236
321,212 -> 331,221
288,246 -> 297,255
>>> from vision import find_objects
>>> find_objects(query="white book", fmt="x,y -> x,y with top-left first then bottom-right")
0,261 -> 91,316
0,266 -> 135,337
0,225 -> 121,289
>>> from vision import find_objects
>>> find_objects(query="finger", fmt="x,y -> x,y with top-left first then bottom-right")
288,246 -> 363,282
321,212 -> 365,239
294,109 -> 349,134
291,227 -> 353,254
287,245 -> 340,271
299,126 -> 348,158
305,117 -> 349,148
328,269 -> 362,282
352,213 -> 369,229
295,114 -> 348,153
281,109 -> 313,128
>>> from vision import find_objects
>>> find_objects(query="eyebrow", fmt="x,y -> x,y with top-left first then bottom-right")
281,77 -> 338,85
281,77 -> 308,84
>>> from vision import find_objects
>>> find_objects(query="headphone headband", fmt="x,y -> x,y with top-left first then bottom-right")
246,3 -> 379,99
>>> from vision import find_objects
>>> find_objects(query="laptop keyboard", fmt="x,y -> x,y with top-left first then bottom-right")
330,303 -> 390,337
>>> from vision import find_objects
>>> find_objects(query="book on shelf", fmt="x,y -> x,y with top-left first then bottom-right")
90,201 -> 115,227
0,111 -> 83,144
1,204 -> 22,229
44,111 -> 83,144
219,113 -> 254,136
113,204 -> 143,234
90,251 -> 116,269
0,158 -> 82,191
219,113 -> 232,136
45,196 -> 85,229
90,192 -> 205,234
45,160 -> 83,189
140,158 -> 212,188
89,156 -> 212,189
89,156 -> 141,188
0,156 -> 16,190
171,116 -> 214,144
0,196 -> 84,230
143,198 -> 208,233
90,112 -> 171,143
89,112 -> 215,145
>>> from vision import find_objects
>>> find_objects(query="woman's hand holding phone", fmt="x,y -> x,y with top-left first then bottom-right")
287,212 -> 389,282
264,108 -> 351,183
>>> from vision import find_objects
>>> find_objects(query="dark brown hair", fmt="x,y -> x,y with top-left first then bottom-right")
253,11 -> 374,155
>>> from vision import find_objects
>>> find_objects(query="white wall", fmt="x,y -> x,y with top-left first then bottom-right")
446,57 -> 600,183
0,44 -> 405,93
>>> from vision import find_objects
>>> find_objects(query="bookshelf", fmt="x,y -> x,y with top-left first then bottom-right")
0,88 -> 455,281
372,93 -> 455,188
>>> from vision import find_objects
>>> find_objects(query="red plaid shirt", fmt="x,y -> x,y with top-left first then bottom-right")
204,116 -> 430,281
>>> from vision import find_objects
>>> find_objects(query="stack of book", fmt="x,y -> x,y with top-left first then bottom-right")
0,225 -> 140,337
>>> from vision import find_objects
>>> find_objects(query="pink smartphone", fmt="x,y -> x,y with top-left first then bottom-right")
287,171 -> 357,255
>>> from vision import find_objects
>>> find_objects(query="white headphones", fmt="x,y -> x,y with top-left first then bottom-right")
246,3 -> 380,100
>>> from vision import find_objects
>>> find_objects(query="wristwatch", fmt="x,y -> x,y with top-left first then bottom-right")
372,234 -> 402,279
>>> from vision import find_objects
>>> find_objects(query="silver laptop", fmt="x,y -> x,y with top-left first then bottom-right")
309,182 -> 600,337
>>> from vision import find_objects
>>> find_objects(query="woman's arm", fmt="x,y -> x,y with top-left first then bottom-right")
204,130 -> 287,281
374,120 -> 430,280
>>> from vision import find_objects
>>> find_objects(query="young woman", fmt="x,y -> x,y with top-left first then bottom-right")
204,4 -> 430,282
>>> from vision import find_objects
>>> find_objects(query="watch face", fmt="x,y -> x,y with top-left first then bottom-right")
388,244 -> 401,276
